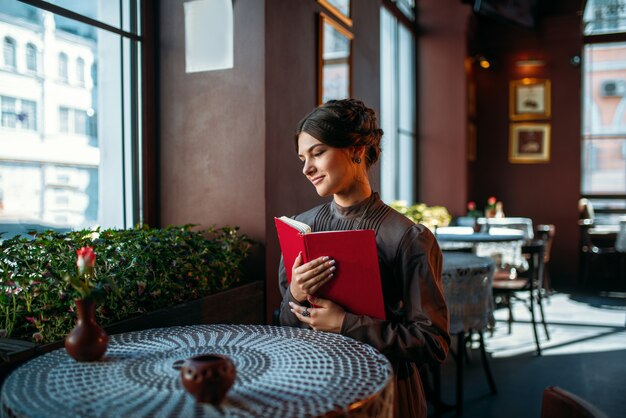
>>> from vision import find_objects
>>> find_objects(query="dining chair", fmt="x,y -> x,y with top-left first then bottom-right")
578,198 -> 620,287
578,218 -> 618,287
535,224 -> 556,297
492,240 -> 550,355
541,386 -> 609,418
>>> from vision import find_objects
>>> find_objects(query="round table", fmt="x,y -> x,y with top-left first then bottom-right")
442,252 -> 496,334
1,324 -> 394,418
436,232 -> 526,270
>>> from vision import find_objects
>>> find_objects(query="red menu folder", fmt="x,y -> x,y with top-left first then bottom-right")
274,216 -> 386,320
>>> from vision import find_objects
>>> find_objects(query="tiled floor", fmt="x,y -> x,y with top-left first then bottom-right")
436,291 -> 626,418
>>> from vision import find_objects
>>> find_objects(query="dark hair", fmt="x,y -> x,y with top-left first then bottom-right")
295,99 -> 384,168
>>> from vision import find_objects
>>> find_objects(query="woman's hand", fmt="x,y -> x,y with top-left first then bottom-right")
289,295 -> 346,333
289,252 -> 336,302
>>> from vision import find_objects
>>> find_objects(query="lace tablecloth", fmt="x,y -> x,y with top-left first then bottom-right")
1,325 -> 394,418
442,252 -> 496,334
436,232 -> 526,270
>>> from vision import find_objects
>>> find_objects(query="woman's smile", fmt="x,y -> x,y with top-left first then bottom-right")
310,175 -> 325,186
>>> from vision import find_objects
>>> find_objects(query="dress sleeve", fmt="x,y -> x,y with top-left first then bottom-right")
278,255 -> 311,328
340,225 -> 450,365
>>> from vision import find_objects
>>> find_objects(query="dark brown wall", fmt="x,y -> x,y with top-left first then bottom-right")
264,0 -> 381,321
472,14 -> 583,284
159,0 -> 382,322
417,0 -> 472,214
159,0 -> 266,238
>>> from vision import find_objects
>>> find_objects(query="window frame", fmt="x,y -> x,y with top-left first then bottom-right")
582,20 -> 626,220
14,0 -> 159,228
380,1 -> 418,204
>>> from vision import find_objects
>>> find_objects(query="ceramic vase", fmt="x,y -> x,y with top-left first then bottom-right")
65,298 -> 108,362
181,354 -> 236,405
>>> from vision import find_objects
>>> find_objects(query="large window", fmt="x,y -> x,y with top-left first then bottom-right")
380,5 -> 416,204
0,1 -> 144,232
582,0 -> 626,222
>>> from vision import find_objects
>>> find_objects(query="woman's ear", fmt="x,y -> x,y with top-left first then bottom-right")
351,146 -> 365,161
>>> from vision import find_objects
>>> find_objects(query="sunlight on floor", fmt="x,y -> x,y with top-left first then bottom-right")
486,292 -> 626,358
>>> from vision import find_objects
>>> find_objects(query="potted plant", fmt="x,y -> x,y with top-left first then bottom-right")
0,225 -> 258,376
389,201 -> 452,231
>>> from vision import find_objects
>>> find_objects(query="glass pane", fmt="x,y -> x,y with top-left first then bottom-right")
0,2 -> 139,232
380,7 -> 415,204
40,0 -> 137,35
583,43 -> 626,136
321,19 -> 351,103
380,7 -> 397,203
584,0 -> 626,36
582,43 -> 626,194
581,139 -> 626,194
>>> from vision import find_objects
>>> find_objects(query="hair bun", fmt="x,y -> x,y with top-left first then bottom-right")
295,98 -> 384,168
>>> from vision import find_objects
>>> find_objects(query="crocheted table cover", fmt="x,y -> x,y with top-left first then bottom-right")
1,324 -> 394,418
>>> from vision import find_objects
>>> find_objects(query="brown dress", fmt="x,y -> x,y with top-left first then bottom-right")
278,193 -> 450,418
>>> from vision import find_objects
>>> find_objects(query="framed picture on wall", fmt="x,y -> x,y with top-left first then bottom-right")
317,0 -> 352,27
509,122 -> 551,163
318,12 -> 353,105
509,78 -> 551,121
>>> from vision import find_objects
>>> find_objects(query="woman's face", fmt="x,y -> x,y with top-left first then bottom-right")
297,132 -> 356,198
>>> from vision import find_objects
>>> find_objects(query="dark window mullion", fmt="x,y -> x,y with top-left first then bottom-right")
18,0 -> 141,40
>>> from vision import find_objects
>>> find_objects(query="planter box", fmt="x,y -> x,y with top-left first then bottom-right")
105,280 -> 264,334
0,280 -> 264,384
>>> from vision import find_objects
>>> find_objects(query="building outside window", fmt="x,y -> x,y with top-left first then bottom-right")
26,42 -> 37,72
582,0 -> 626,222
76,56 -> 85,86
58,106 -> 69,133
58,52 -> 68,82
0,2 -> 143,232
3,36 -> 16,69
74,109 -> 87,135
1,96 -> 16,128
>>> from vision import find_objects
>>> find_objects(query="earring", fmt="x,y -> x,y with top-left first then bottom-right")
353,157 -> 362,164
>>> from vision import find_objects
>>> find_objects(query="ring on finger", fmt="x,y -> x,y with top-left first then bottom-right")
302,307 -> 310,317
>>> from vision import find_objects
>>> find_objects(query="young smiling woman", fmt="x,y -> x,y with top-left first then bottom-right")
277,99 -> 450,418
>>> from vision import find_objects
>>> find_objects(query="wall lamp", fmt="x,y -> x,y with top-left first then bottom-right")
474,55 -> 493,69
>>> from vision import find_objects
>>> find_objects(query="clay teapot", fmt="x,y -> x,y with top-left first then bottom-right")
180,354 -> 236,405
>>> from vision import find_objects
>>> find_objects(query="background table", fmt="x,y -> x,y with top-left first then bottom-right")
436,231 -> 526,270
1,324 -> 394,418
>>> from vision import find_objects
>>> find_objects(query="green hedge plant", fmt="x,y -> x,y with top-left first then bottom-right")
0,225 -> 251,344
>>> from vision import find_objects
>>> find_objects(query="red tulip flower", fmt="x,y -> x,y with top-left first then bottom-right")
67,246 -> 99,299
76,246 -> 96,275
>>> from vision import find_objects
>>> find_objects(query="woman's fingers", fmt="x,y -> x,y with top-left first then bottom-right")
298,258 -> 335,290
294,255 -> 329,275
307,269 -> 335,293
290,256 -> 336,303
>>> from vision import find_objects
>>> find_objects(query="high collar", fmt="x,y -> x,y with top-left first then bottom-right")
331,192 -> 380,219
